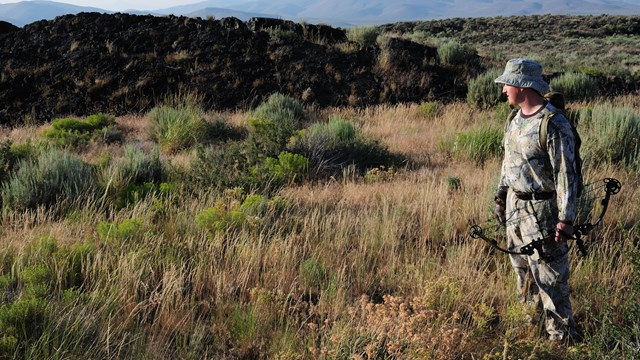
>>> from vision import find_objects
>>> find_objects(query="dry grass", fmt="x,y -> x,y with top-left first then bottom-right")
0,96 -> 638,358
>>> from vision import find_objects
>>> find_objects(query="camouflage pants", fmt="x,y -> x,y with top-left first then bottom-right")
505,190 -> 575,340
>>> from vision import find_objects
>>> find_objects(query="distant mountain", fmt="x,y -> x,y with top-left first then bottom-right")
2,0 -> 640,27
182,7 -> 279,21
0,0 -> 109,26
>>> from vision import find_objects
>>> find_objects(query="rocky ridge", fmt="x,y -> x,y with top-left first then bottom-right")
0,12 -> 482,125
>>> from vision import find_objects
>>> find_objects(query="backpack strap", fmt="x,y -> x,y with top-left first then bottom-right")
539,110 -> 558,151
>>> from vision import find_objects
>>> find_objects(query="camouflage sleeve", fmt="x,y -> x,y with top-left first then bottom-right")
546,116 -> 578,223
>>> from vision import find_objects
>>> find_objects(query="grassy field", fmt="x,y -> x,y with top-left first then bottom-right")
0,90 -> 638,359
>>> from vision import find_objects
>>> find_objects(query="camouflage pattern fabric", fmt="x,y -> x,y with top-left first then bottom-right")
505,190 -> 575,340
498,104 -> 579,223
499,104 -> 578,340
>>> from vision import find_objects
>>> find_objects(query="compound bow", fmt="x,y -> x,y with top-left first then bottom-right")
470,178 -> 621,262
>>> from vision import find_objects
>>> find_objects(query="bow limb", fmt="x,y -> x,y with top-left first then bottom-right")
573,178 -> 621,237
470,224 -> 540,256
571,178 -> 621,256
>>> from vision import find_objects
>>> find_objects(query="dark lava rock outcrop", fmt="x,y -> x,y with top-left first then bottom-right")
0,12 -> 482,125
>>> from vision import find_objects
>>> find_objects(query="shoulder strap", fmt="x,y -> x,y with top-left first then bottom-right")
539,109 -> 560,151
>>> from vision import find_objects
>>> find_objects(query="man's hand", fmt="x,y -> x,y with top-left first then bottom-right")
555,221 -> 574,243
494,196 -> 506,226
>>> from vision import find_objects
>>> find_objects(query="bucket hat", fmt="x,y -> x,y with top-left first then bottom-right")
494,58 -> 549,95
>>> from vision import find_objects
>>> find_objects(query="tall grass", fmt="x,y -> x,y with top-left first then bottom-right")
579,104 -> 640,169
550,72 -> 599,102
346,26 -> 381,48
0,97 -> 637,358
147,93 -> 209,153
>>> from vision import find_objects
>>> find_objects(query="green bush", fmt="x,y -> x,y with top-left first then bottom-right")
452,126 -> 503,165
287,117 -> 401,176
188,141 -> 255,193
247,93 -> 305,159
418,101 -> 441,118
0,297 -> 48,342
196,193 -> 291,235
97,218 -> 145,243
550,72 -> 599,102
467,69 -> 504,109
1,149 -> 96,212
20,264 -> 53,299
406,30 -> 435,45
103,146 -> 164,208
266,26 -> 301,44
579,105 -> 640,169
254,151 -> 309,187
437,40 -> 467,65
107,146 -> 163,187
196,205 -> 247,235
43,113 -> 119,147
147,93 -> 209,153
346,26 -> 381,48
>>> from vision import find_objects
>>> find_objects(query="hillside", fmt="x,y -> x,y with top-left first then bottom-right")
0,12 -> 481,125
2,13 -> 640,125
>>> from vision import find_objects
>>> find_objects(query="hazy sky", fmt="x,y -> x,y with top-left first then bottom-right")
0,0 -> 213,11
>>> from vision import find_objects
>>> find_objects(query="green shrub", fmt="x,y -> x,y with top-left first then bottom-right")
43,113 -> 118,147
437,40 -> 467,65
287,117 -> 401,176
550,72 -> 599,102
255,151 -> 309,186
147,93 -> 209,153
346,26 -> 381,48
25,236 -> 58,263
112,146 -> 162,185
452,126 -> 503,165
20,264 -> 53,299
467,69 -> 504,109
197,193 -> 291,235
247,93 -> 305,159
239,194 -> 269,217
579,105 -> 640,168
196,204 -> 247,235
266,26 -> 301,44
97,218 -> 145,243
418,101 -> 441,118
406,30 -> 435,45
103,146 -> 164,208
188,141 -> 255,193
1,149 -> 96,212
240,194 -> 290,218
0,297 -> 48,341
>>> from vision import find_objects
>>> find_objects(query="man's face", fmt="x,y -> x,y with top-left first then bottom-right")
502,84 -> 523,106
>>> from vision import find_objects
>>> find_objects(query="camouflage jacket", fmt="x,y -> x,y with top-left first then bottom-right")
498,104 -> 578,223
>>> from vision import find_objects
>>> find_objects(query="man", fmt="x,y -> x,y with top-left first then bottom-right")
494,58 -> 579,341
